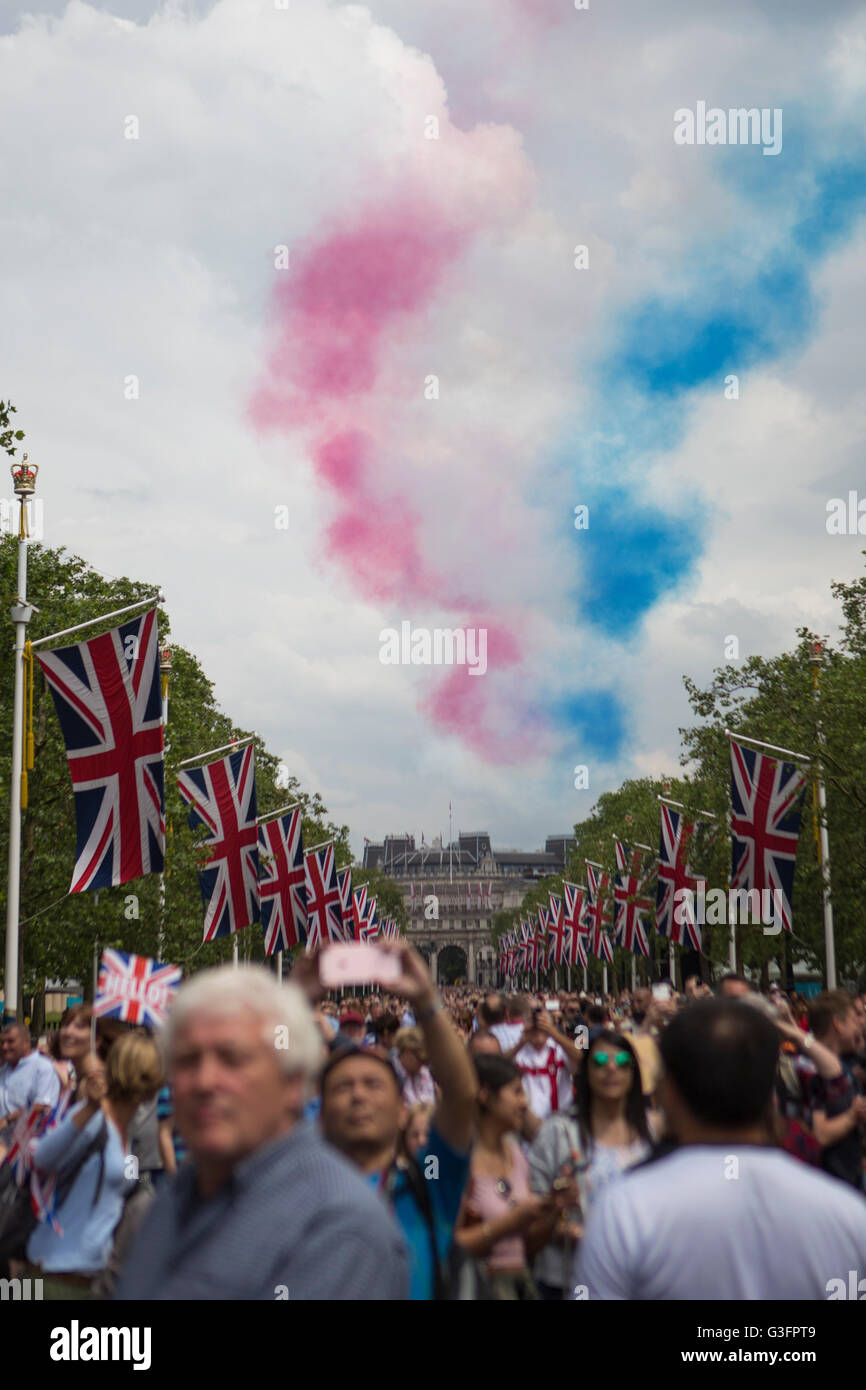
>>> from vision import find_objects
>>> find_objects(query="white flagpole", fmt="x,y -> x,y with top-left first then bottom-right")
4,460 -> 38,1022
176,733 -> 255,769
30,594 -> 163,650
232,937 -> 239,968
809,650 -> 837,988
157,645 -> 171,963
277,951 -> 283,982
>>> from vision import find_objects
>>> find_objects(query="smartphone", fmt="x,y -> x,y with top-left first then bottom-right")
319,942 -> 402,988
544,998 -> 559,1010
652,983 -> 672,1001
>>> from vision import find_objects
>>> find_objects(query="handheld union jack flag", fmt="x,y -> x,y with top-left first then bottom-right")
178,744 -> 260,941
614,841 -> 652,957
656,805 -> 701,949
304,843 -> 343,950
95,948 -> 181,1026
730,739 -> 806,935
258,808 -> 308,956
36,607 -> 165,892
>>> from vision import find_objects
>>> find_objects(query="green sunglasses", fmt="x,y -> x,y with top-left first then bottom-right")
590,1050 -> 633,1069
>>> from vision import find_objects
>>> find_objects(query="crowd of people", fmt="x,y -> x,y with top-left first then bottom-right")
1,945 -> 866,1300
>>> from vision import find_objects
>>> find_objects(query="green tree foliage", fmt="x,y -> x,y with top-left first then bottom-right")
0,537 -> 351,1011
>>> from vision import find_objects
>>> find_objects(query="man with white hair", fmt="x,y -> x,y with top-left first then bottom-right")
114,965 -> 409,1300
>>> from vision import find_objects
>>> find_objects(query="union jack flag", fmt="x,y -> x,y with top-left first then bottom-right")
535,908 -> 548,970
304,843 -> 343,949
562,882 -> 586,941
2,1104 -> 42,1187
258,808 -> 307,956
359,894 -> 378,941
350,885 -> 368,942
573,930 -> 589,969
614,841 -> 652,957
656,805 -> 701,949
178,744 -> 259,941
591,926 -> 613,963
584,862 -> 613,937
547,895 -> 570,968
36,607 -> 165,892
337,866 -> 354,942
730,739 -> 806,935
95,948 -> 182,1026
29,1091 -> 74,1234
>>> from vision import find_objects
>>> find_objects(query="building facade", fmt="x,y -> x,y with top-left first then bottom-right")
362,832 -> 575,985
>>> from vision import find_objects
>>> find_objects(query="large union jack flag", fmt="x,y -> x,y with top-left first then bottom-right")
730,739 -> 806,935
178,744 -> 259,941
258,808 -> 308,956
591,925 -> 613,964
304,843 -> 343,949
614,841 -> 652,957
656,805 -> 701,950
36,607 -> 165,892
95,947 -> 182,1026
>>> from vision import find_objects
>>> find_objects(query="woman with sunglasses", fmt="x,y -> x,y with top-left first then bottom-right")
454,1055 -> 565,1300
528,1030 -> 652,1300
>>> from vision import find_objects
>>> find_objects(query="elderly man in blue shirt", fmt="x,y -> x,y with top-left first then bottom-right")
115,965 -> 409,1301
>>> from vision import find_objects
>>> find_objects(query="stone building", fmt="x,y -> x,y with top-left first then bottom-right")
362,831 -> 575,985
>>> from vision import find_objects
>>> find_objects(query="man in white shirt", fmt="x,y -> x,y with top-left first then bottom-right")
0,1021 -> 61,1152
575,999 -> 866,1300
489,995 -> 526,1054
512,1006 -> 582,1121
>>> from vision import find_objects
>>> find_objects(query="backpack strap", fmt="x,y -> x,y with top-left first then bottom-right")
384,1156 -> 446,1300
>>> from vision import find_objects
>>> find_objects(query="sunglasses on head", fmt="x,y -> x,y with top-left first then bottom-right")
590,1050 -> 633,1069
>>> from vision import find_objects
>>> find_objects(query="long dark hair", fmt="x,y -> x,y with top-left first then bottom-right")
573,1029 -> 649,1160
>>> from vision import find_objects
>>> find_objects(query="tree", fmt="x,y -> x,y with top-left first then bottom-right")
0,536 -> 351,1013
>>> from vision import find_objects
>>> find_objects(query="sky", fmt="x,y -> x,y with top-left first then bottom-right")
2,0 -> 865,858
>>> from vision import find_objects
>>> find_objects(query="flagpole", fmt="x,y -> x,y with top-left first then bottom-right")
809,647 -> 837,988
176,733 -> 255,769
157,645 -> 172,963
277,951 -> 283,982
232,937 -> 238,968
257,801 -> 301,826
4,459 -> 38,1021
29,594 -> 163,650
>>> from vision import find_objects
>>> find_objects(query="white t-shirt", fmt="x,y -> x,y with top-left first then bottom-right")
515,1041 -> 572,1120
575,1145 -> 866,1300
490,1022 -> 524,1052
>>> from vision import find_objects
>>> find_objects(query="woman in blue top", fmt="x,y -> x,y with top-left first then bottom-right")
26,1030 -> 163,1298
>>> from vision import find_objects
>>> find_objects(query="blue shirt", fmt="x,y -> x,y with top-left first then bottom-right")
27,1104 -> 128,1274
368,1124 -> 469,1300
0,1051 -> 60,1120
115,1121 -> 409,1301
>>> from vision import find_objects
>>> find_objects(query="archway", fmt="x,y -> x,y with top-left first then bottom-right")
437,945 -> 467,985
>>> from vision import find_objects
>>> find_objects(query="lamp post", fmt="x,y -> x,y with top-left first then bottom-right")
4,456 -> 38,1021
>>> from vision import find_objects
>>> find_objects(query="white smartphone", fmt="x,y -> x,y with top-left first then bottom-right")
652,983 -> 672,1001
319,942 -> 402,989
